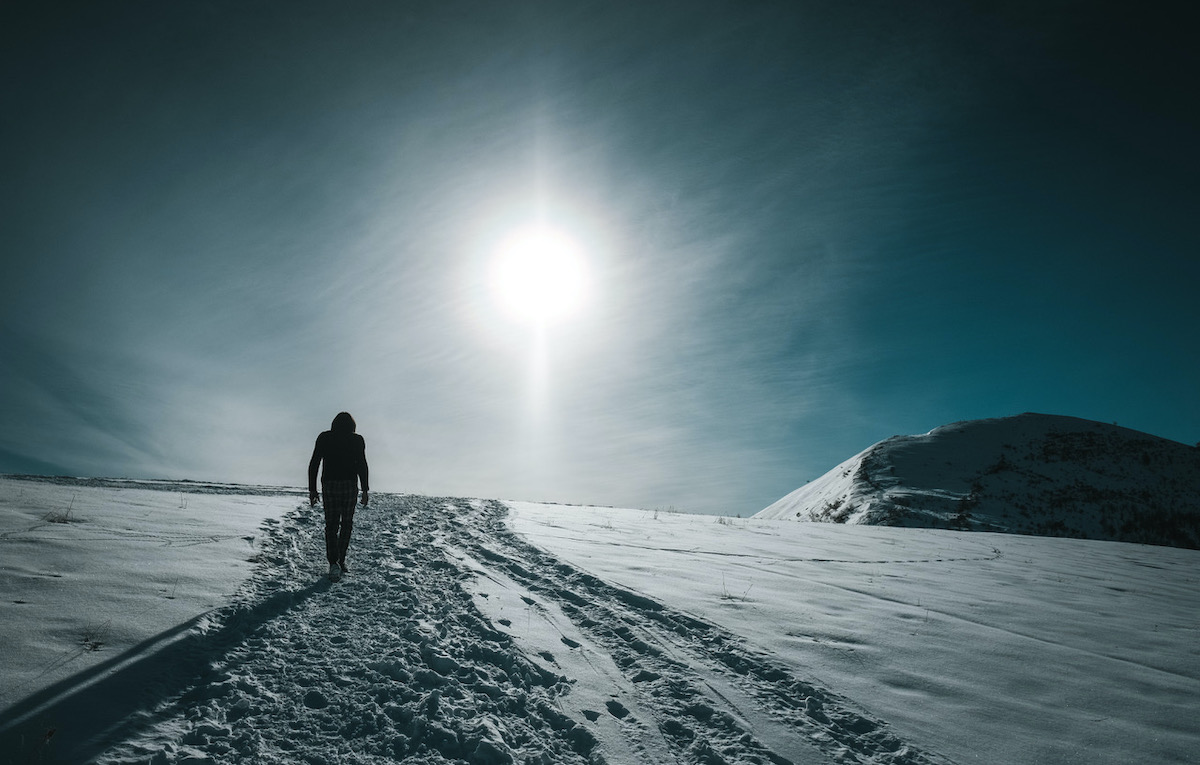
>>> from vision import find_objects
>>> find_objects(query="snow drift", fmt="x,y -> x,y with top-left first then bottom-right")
757,413 -> 1200,548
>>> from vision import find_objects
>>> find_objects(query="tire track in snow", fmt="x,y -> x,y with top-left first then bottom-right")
455,500 -> 957,765
515,535 -> 1003,566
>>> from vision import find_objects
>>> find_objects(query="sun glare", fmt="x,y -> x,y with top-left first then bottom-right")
491,226 -> 589,324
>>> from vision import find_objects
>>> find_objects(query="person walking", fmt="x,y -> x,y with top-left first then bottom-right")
308,412 -> 369,581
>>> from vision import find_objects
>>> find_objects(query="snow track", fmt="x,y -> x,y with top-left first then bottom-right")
94,495 -> 955,764
458,501 -> 953,765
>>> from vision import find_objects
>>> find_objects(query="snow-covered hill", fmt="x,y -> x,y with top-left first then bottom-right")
2,476 -> 1198,764
756,413 -> 1200,548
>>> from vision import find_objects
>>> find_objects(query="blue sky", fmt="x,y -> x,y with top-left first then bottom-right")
2,1 -> 1197,515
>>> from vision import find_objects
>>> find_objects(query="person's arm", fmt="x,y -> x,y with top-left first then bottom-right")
358,436 -> 369,506
308,435 -> 324,506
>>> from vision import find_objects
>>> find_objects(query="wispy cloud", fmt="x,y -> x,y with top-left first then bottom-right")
3,2 -> 1197,512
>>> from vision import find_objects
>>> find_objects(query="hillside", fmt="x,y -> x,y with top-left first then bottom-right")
3,476 -> 1198,765
756,413 -> 1200,548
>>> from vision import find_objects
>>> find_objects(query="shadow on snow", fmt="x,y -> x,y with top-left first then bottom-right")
0,579 -> 327,764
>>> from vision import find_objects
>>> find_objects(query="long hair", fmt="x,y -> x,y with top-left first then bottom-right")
330,411 -> 356,433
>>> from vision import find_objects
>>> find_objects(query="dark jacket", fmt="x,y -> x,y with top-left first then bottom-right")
308,430 -> 369,494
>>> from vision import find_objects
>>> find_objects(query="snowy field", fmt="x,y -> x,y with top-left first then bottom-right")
507,503 -> 1200,765
1,477 -> 1197,764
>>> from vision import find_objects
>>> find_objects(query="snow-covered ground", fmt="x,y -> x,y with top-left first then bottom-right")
0,478 -> 298,709
2,476 -> 1197,764
508,503 -> 1200,764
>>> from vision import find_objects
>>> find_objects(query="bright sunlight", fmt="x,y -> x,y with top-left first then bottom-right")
490,225 -> 590,324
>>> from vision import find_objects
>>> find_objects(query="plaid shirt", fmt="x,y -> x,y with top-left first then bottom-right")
321,479 -> 359,510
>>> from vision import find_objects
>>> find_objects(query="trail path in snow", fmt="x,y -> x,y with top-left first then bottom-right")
95,495 -> 954,765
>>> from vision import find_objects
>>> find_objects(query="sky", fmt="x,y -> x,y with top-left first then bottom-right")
2,1 -> 1197,515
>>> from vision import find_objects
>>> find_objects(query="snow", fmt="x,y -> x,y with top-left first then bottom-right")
756,414 -> 1200,549
0,478 -> 298,715
2,475 -> 1198,764
508,503 -> 1200,764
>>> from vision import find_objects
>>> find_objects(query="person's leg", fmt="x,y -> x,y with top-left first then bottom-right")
337,503 -> 355,570
321,480 -> 354,565
323,501 -> 340,564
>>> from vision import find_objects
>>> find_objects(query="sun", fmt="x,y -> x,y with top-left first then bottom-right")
491,225 -> 589,324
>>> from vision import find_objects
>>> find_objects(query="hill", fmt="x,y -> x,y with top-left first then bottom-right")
3,476 -> 1198,764
756,413 -> 1200,548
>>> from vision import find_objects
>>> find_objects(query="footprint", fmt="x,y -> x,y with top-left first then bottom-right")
303,690 -> 328,709
605,700 -> 629,719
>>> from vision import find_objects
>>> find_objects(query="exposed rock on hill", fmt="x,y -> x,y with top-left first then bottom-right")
757,414 -> 1200,548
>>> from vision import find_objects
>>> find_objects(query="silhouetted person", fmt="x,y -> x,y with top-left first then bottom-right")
308,411 -> 369,581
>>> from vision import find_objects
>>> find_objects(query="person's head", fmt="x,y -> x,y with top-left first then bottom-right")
331,412 -> 356,433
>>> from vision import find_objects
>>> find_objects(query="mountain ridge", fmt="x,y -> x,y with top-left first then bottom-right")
756,413 -> 1200,548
